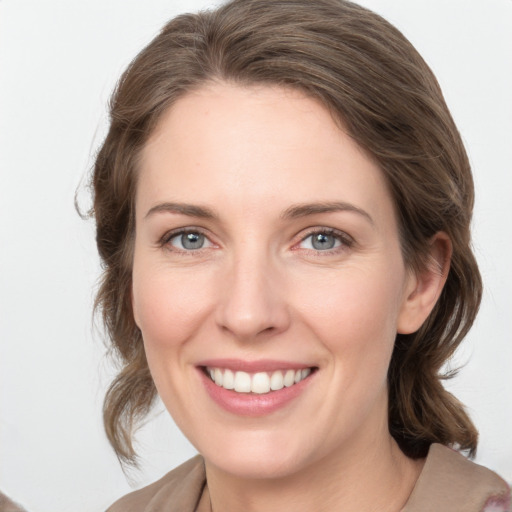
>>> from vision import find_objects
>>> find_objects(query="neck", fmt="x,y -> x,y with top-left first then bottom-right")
204,427 -> 424,512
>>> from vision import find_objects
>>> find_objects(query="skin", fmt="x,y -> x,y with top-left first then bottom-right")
132,83 -> 450,511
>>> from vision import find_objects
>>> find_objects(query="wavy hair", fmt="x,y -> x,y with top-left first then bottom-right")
92,0 -> 481,465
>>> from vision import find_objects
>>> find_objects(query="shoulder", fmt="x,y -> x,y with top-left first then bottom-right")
0,491 -> 27,512
106,455 -> 206,512
404,444 -> 511,512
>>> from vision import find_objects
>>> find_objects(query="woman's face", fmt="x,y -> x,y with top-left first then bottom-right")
132,83 -> 420,479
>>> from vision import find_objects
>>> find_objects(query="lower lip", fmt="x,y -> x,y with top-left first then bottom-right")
199,368 -> 315,417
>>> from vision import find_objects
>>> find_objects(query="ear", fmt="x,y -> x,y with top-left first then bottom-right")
397,232 -> 452,334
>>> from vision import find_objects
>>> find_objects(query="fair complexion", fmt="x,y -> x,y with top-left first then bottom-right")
132,83 -> 450,512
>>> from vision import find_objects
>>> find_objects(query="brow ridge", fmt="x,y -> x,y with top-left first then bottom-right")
145,202 -> 218,219
281,201 -> 374,224
145,200 -> 373,225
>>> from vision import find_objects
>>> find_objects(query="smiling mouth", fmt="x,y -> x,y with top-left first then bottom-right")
203,366 -> 316,394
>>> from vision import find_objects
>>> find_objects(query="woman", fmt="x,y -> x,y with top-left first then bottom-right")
92,0 -> 510,510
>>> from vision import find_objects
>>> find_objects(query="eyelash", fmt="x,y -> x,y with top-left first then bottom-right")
158,227 -> 354,255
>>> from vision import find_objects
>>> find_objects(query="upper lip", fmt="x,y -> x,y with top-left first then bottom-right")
196,358 -> 316,373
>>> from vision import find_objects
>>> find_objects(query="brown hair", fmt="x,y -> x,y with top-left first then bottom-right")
92,0 -> 481,465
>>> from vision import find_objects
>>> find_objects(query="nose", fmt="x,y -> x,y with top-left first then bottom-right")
215,249 -> 291,341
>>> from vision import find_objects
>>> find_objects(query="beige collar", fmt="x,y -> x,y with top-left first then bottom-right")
197,445 -> 509,512
107,444 -> 510,512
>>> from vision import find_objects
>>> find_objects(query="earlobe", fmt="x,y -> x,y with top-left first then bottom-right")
397,232 -> 452,334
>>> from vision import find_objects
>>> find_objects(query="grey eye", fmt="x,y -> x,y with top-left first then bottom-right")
170,232 -> 210,250
299,232 -> 342,251
311,233 -> 337,250
182,232 -> 204,249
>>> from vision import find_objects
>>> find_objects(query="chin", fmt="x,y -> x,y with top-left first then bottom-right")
208,451 -> 306,480
198,429 -> 317,480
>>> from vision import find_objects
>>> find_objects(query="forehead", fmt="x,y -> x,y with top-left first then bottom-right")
137,82 -> 393,223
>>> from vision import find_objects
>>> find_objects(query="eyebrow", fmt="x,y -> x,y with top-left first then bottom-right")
145,200 -> 374,225
145,202 -> 218,220
281,201 -> 374,225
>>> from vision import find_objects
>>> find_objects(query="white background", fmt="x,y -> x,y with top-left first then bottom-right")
0,1 -> 511,510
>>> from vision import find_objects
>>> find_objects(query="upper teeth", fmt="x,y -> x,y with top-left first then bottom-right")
206,367 -> 312,394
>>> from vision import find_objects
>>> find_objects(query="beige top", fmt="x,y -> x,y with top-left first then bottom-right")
106,444 -> 510,512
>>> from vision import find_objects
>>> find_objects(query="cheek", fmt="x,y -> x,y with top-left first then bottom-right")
131,264 -> 216,421
291,266 -> 404,370
132,264 -> 214,352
